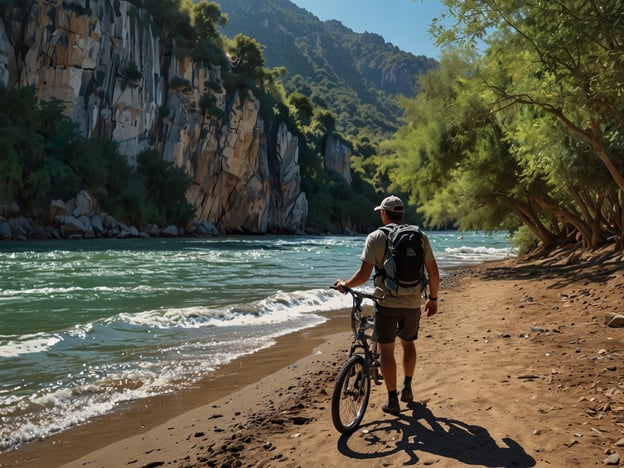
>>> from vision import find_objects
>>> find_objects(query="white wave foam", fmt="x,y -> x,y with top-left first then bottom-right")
0,337 -> 274,452
0,333 -> 63,358
0,284 -> 203,298
443,245 -> 517,263
0,289 -> 346,359
111,288 -> 349,330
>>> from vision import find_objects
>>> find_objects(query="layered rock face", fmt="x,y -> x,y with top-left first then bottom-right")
0,0 -> 308,234
324,134 -> 352,184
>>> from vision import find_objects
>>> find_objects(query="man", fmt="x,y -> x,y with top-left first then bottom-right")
335,195 -> 439,415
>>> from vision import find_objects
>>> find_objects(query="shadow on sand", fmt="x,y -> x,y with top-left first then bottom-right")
337,402 -> 536,467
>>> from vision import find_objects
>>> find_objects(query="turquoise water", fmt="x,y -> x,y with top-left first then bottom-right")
0,232 -> 515,451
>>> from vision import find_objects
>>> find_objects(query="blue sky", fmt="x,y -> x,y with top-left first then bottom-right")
289,0 -> 447,59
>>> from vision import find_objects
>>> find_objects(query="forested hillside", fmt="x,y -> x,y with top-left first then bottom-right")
216,0 -> 438,139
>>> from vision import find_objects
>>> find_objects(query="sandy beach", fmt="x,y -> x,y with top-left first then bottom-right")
1,250 -> 623,468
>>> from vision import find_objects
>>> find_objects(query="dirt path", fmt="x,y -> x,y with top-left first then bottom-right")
199,257 -> 624,467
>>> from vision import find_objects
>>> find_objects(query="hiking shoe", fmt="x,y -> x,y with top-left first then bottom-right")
382,397 -> 400,415
400,386 -> 413,403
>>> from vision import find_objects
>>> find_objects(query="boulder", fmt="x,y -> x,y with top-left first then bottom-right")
90,214 -> 104,233
73,191 -> 93,217
144,224 -> 162,236
8,217 -> 32,239
49,199 -> 68,221
56,215 -> 90,238
195,220 -> 220,236
161,225 -> 179,237
117,226 -> 140,238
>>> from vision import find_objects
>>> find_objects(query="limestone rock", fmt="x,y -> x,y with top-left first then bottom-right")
324,134 -> 352,184
73,191 -> 94,217
49,200 -> 68,221
56,215 -> 90,237
91,214 -> 104,233
161,225 -> 179,237
604,453 -> 620,465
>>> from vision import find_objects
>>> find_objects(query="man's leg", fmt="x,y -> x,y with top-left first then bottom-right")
380,341 -> 397,392
400,338 -> 416,377
399,338 -> 416,402
380,341 -> 400,414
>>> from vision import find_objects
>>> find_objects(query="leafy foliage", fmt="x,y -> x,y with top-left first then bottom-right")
136,150 -> 195,226
387,0 -> 624,251
0,86 -> 195,228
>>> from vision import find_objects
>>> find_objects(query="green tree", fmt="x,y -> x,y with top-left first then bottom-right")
224,34 -> 266,92
289,92 -> 314,125
0,85 -> 38,203
192,0 -> 226,40
432,0 -> 624,248
384,52 -> 514,230
0,86 -> 85,209
388,46 -> 623,250
190,1 -> 228,66
137,150 -> 195,226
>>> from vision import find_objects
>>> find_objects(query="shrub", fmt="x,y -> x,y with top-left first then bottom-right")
170,76 -> 192,92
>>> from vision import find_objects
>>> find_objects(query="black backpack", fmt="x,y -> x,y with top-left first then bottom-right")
376,224 -> 425,296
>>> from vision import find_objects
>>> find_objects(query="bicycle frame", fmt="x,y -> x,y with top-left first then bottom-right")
347,291 -> 379,377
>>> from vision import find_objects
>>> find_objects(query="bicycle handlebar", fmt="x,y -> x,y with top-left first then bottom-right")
331,285 -> 382,302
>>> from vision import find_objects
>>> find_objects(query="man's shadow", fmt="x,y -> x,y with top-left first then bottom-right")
337,402 -> 536,467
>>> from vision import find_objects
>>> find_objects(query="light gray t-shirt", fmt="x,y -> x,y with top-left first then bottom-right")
360,226 -> 435,309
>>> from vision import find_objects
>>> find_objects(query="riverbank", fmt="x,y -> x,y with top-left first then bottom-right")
1,253 -> 623,467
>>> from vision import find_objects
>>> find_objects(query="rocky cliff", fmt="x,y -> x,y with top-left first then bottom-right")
0,0 -> 308,234
324,135 -> 352,184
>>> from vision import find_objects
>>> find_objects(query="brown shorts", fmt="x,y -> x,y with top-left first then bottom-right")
374,304 -> 422,344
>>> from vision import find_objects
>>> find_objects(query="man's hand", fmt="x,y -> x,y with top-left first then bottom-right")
333,280 -> 347,293
424,298 -> 438,317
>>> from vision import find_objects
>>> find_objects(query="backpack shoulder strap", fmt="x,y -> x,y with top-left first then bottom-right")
374,224 -> 397,279
378,223 -> 399,238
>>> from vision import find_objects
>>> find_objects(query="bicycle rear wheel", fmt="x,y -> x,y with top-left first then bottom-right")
331,354 -> 370,433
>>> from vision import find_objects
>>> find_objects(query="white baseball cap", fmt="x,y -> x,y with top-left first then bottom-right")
374,195 -> 404,213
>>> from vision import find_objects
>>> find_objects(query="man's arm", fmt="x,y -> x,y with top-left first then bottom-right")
424,258 -> 439,316
335,261 -> 374,292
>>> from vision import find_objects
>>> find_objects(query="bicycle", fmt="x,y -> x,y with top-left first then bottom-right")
330,286 -> 384,433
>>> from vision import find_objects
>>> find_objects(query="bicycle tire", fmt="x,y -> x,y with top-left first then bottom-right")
331,354 -> 370,433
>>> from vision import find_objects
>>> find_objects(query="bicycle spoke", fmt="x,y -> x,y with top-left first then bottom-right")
331,355 -> 370,433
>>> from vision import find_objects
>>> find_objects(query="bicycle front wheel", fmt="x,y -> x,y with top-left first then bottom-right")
331,354 -> 371,433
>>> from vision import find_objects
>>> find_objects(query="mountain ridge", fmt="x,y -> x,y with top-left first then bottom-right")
216,0 -> 438,138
